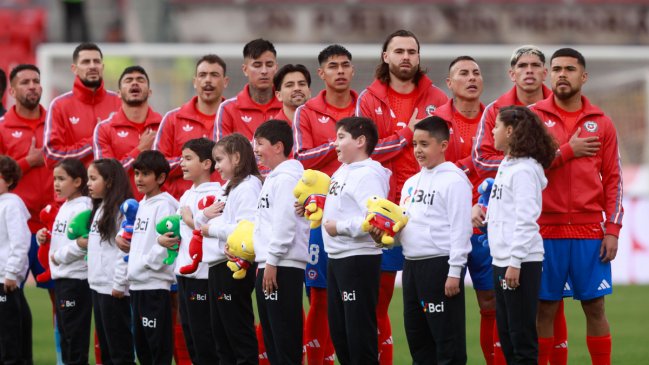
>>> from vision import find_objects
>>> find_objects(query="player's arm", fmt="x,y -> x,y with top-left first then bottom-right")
44,102 -> 93,166
292,106 -> 337,169
153,111 -> 183,178
473,103 -> 503,179
600,120 -> 623,238
214,101 -> 234,141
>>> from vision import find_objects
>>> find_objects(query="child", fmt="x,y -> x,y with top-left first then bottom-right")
0,155 -> 33,364
482,105 -> 556,364
374,116 -> 472,364
167,138 -> 221,363
86,158 -> 135,364
252,119 -> 309,364
202,133 -> 262,364
321,116 -> 390,365
123,150 -> 178,365
37,158 -> 92,365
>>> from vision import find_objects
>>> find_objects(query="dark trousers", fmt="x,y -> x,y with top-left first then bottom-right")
208,262 -> 258,365
493,262 -> 542,365
327,255 -> 381,365
403,257 -> 467,365
54,278 -> 92,365
176,276 -> 219,364
91,290 -> 135,365
255,266 -> 304,365
130,289 -> 173,365
0,284 -> 32,364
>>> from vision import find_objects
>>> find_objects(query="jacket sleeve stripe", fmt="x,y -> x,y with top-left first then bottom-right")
472,102 -> 501,171
611,146 -> 624,225
292,105 -> 305,155
214,97 -> 236,141
355,89 -> 368,117
153,108 -> 179,151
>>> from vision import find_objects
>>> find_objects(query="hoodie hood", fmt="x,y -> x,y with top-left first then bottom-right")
143,191 -> 179,208
501,156 -> 547,190
268,159 -> 304,181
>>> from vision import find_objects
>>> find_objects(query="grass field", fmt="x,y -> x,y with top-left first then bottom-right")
25,285 -> 649,364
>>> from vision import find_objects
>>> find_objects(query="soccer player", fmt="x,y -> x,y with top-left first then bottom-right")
531,48 -> 622,365
0,68 -> 6,117
355,29 -> 448,364
44,42 -> 120,167
154,54 -> 228,200
93,65 -> 162,199
273,64 -> 311,123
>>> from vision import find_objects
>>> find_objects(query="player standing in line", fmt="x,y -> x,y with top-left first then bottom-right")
273,64 -> 311,123
531,48 -> 622,365
355,29 -> 448,364
0,68 -> 6,117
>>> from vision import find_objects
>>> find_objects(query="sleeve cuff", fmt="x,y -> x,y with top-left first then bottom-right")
265,254 -> 280,267
399,126 -> 414,142
604,223 -> 621,237
113,284 -> 127,293
448,266 -> 463,278
4,272 -> 18,281
509,256 -> 522,269
18,158 -> 31,173
559,143 -> 575,162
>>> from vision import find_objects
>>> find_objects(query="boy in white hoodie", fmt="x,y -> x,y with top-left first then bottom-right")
0,156 -> 32,364
322,116 -> 390,365
253,119 -> 310,365
372,116 -> 472,364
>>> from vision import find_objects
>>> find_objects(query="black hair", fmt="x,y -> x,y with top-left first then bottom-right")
243,39 -> 277,59
89,159 -> 133,242
0,68 -> 6,97
55,158 -> 89,196
73,42 -> 103,63
182,138 -> 216,173
214,133 -> 261,196
273,64 -> 311,91
551,48 -> 586,68
196,54 -> 227,76
510,45 -> 546,67
414,116 -> 450,142
133,150 -> 171,182
335,117 -> 379,156
118,65 -> 149,87
375,29 -> 426,85
254,119 -> 293,157
318,44 -> 352,65
498,106 -> 558,169
9,64 -> 40,84
449,55 -> 477,71
0,155 -> 21,190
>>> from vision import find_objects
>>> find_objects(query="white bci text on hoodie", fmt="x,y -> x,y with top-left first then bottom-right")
322,158 -> 391,259
49,196 -> 92,280
176,181 -> 223,278
204,176 -> 262,266
127,192 -> 179,290
399,161 -> 472,278
0,193 -> 31,283
87,203 -> 129,295
253,159 -> 309,269
487,156 -> 547,268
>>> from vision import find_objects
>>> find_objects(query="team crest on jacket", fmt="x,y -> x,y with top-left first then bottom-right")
117,130 -> 129,138
584,121 -> 598,132
425,105 -> 436,116
544,120 -> 556,128
69,116 -> 80,125
241,115 -> 252,123
318,115 -> 330,124
11,131 -> 23,138
375,106 -> 383,115
182,124 -> 194,132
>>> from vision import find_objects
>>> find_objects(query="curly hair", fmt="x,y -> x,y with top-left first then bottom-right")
498,106 -> 558,169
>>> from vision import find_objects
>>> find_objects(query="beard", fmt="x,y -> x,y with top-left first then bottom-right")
18,93 -> 41,111
389,62 -> 418,82
123,97 -> 147,107
553,85 -> 580,100
81,77 -> 102,89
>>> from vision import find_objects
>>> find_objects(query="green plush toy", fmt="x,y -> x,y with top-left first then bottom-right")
66,209 -> 92,240
156,214 -> 182,265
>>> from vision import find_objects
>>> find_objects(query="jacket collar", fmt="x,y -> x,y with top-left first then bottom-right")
72,76 -> 108,105
533,94 -> 604,119
2,105 -> 47,128
109,107 -> 161,128
366,74 -> 434,101
304,89 -> 359,115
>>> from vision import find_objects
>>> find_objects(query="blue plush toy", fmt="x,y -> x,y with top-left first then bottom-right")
120,198 -> 139,262
477,178 -> 495,247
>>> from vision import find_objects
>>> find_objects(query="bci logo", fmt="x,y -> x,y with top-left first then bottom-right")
53,220 -> 67,234
190,292 -> 207,301
342,290 -> 356,302
0,295 -> 6,302
264,291 -> 278,301
142,316 -> 157,328
134,217 -> 150,232
421,300 -> 444,313
60,300 -> 76,308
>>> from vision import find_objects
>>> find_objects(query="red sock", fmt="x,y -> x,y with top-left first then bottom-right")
305,288 -> 332,365
377,271 -> 396,365
324,333 -> 336,365
586,334 -> 611,365
551,300 -> 568,365
257,323 -> 270,365
538,337 -> 554,365
94,331 -> 103,364
480,309 -> 495,365
492,323 -> 506,365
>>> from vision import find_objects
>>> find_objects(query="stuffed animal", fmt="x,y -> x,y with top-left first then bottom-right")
179,195 -> 217,275
477,178 -> 495,247
226,220 -> 255,279
361,196 -> 409,247
293,169 -> 331,228
156,214 -> 182,265
119,199 -> 139,262
67,209 -> 92,240
36,203 -> 60,283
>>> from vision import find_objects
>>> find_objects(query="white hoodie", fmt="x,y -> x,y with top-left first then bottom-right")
175,181 -> 223,279
487,156 -> 547,268
0,193 -> 31,283
127,192 -> 179,290
399,162 -> 472,278
322,158 -> 391,259
87,204 -> 129,295
253,159 -> 309,269
50,196 -> 92,280
205,175 -> 262,266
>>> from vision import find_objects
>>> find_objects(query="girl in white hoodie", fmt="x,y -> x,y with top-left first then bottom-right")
36,158 -> 92,365
484,105 -> 557,364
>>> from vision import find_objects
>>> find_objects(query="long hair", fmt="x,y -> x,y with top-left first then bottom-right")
89,159 -> 133,242
498,106 -> 558,169
214,133 -> 261,196
375,29 -> 426,85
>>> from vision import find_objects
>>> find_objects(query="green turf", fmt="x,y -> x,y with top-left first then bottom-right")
25,285 -> 649,364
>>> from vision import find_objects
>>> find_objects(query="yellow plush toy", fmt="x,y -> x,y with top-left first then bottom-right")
361,196 -> 409,247
293,169 -> 331,229
226,220 -> 256,279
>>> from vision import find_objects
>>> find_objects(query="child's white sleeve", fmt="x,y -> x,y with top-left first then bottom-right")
510,169 -> 542,268
266,176 -> 301,266
3,204 -> 31,281
446,181 -> 473,278
336,174 -> 389,238
209,184 -> 258,242
113,249 -> 129,293
145,203 -> 178,271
